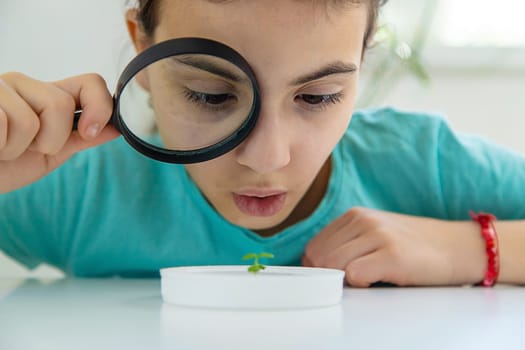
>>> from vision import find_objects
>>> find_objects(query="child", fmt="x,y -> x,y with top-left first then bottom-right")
1,0 -> 524,286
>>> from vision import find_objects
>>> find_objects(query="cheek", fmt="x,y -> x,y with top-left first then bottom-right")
293,82 -> 357,152
184,155 -> 235,192
185,163 -> 216,188
295,109 -> 352,154
288,112 -> 351,181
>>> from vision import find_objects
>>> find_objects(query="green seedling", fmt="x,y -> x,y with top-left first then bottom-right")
242,252 -> 274,274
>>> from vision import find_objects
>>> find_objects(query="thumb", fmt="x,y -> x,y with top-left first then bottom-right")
52,126 -> 120,165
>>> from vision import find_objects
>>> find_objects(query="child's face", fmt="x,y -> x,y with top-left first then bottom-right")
145,0 -> 367,234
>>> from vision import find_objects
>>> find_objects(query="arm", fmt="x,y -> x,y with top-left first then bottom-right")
302,112 -> 525,287
495,220 -> 525,284
302,207 -> 525,286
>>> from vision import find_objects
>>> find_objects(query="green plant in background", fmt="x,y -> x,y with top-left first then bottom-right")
357,0 -> 438,108
243,252 -> 274,274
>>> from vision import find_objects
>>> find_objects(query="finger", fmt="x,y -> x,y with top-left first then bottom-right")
0,78 -> 40,160
305,210 -> 356,257
302,254 -> 314,267
53,74 -> 114,140
305,208 -> 370,264
320,234 -> 380,270
345,250 -> 400,288
0,106 -> 7,150
25,85 -> 76,155
3,73 -> 77,156
51,125 -> 120,165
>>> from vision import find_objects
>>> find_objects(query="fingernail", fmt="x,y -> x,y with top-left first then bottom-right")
86,123 -> 100,138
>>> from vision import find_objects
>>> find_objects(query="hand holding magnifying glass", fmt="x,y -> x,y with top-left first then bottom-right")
74,38 -> 261,164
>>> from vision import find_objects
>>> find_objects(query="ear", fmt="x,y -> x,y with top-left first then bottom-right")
125,9 -> 150,53
361,26 -> 378,62
125,9 -> 151,91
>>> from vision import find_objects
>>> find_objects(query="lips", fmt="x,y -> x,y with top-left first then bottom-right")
232,191 -> 287,217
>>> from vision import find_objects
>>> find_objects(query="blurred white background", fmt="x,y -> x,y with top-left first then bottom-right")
0,0 -> 524,278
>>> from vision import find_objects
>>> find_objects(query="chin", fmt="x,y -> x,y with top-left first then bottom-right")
235,216 -> 283,229
226,209 -> 290,231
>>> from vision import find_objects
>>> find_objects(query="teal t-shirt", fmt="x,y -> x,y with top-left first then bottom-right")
1,107 -> 525,277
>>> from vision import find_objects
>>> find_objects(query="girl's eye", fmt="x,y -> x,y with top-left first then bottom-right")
186,90 -> 235,106
296,92 -> 344,110
184,88 -> 239,114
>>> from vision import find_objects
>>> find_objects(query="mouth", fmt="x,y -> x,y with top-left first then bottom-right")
232,190 -> 287,217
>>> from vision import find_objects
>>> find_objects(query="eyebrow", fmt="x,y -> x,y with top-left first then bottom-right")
170,56 -> 247,83
170,57 -> 357,86
291,61 -> 358,86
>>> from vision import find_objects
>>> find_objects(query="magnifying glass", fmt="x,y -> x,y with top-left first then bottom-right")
74,38 -> 261,164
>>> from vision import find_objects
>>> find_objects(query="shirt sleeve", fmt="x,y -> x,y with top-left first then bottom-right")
436,119 -> 525,220
0,169 -> 68,270
0,141 -> 110,271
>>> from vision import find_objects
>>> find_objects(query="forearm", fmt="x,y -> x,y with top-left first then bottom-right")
494,220 -> 525,284
301,208 -> 525,287
395,214 -> 525,286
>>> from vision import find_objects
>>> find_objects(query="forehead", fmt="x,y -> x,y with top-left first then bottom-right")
154,0 -> 367,30
152,0 -> 367,84
153,0 -> 368,42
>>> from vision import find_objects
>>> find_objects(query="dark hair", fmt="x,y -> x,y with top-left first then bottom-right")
135,0 -> 389,49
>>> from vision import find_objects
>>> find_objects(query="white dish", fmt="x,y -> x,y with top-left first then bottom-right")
160,265 -> 345,310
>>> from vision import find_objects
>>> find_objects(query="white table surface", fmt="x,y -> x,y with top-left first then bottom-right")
0,278 -> 524,350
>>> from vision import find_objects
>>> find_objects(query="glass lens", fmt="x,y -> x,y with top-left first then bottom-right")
118,53 -> 255,151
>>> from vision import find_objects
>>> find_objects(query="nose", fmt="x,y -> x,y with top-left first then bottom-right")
235,104 -> 291,174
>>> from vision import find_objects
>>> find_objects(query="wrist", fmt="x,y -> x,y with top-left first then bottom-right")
445,220 -> 486,285
490,220 -> 525,284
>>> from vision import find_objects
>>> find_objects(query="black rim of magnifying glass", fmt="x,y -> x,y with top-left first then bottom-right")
110,37 -> 261,164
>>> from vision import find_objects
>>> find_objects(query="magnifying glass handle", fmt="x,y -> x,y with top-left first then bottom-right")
73,110 -> 81,131
72,110 -> 114,131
